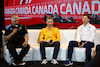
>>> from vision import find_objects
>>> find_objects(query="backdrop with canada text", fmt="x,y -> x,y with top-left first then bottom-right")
4,0 -> 100,29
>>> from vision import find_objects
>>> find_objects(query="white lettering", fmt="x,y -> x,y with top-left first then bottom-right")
73,2 -> 81,14
35,6 -> 39,14
38,5 -> 44,14
20,0 -> 23,4
60,3 -> 66,14
32,6 -> 36,14
53,4 -> 59,14
44,5 -> 48,14
66,3 -> 72,14
48,5 -> 53,14
82,1 -> 91,14
92,1 -> 100,14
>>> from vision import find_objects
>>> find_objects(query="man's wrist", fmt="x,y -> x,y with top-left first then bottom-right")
84,42 -> 87,44
25,41 -> 28,43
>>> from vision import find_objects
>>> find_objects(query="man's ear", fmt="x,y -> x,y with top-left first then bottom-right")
88,18 -> 90,22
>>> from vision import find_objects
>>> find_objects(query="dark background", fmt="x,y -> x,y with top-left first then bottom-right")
0,0 -> 4,56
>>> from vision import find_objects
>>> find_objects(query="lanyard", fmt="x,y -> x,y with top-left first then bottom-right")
47,26 -> 53,40
49,30 -> 51,40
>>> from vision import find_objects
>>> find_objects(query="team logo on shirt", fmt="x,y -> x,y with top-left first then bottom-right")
10,27 -> 13,31
18,27 -> 22,31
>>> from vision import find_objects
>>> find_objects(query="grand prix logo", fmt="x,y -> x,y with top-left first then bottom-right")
20,0 -> 32,4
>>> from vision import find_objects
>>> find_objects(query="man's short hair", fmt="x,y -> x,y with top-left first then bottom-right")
11,15 -> 19,21
46,17 -> 53,21
83,14 -> 90,19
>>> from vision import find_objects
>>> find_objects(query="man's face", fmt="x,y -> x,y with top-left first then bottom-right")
82,16 -> 90,24
11,17 -> 19,25
46,19 -> 54,27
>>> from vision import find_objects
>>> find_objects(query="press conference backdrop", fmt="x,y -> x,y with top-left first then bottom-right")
4,0 -> 100,29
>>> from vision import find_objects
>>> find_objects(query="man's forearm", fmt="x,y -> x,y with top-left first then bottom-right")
4,28 -> 17,41
4,33 -> 14,41
25,34 -> 29,42
41,40 -> 49,43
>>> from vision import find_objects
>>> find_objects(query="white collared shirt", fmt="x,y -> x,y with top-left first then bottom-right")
76,23 -> 96,42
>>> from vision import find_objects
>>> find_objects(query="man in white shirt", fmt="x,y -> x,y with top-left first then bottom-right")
64,14 -> 96,66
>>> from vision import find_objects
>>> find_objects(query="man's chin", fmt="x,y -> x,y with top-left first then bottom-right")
49,25 -> 53,27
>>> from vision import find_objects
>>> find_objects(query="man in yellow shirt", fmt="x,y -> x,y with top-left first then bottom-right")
39,17 -> 60,65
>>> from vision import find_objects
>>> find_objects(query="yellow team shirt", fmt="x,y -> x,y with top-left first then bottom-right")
39,26 -> 60,42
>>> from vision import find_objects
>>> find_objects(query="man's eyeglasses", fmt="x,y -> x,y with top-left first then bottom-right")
14,20 -> 19,22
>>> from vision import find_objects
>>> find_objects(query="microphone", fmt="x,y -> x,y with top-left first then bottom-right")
49,40 -> 53,44
14,24 -> 19,28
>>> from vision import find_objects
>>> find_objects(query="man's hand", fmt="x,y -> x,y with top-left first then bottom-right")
78,41 -> 80,47
53,40 -> 58,42
22,41 -> 28,47
79,43 -> 85,47
49,40 -> 58,45
4,28 -> 18,41
44,40 -> 49,43
12,28 -> 17,34
41,40 -> 53,45
41,40 -> 49,43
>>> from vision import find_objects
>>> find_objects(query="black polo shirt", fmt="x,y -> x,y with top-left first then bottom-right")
4,24 -> 28,45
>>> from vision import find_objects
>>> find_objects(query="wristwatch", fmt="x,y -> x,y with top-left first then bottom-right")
25,41 -> 28,43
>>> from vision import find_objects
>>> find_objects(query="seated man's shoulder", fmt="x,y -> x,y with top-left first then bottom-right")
41,27 -> 47,31
42,27 -> 46,30
19,24 -> 25,26
77,25 -> 84,30
19,24 -> 27,28
54,27 -> 59,30
78,24 -> 83,28
6,24 -> 12,30
89,24 -> 96,29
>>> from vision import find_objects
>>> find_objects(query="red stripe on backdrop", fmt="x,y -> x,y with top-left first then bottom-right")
4,0 -> 100,29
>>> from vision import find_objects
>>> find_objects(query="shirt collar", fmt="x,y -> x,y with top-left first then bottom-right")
82,23 -> 90,28
46,26 -> 54,31
11,24 -> 15,28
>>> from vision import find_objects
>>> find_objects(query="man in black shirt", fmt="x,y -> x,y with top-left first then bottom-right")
4,15 -> 30,66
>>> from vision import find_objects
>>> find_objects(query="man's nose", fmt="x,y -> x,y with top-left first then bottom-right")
49,23 -> 51,24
